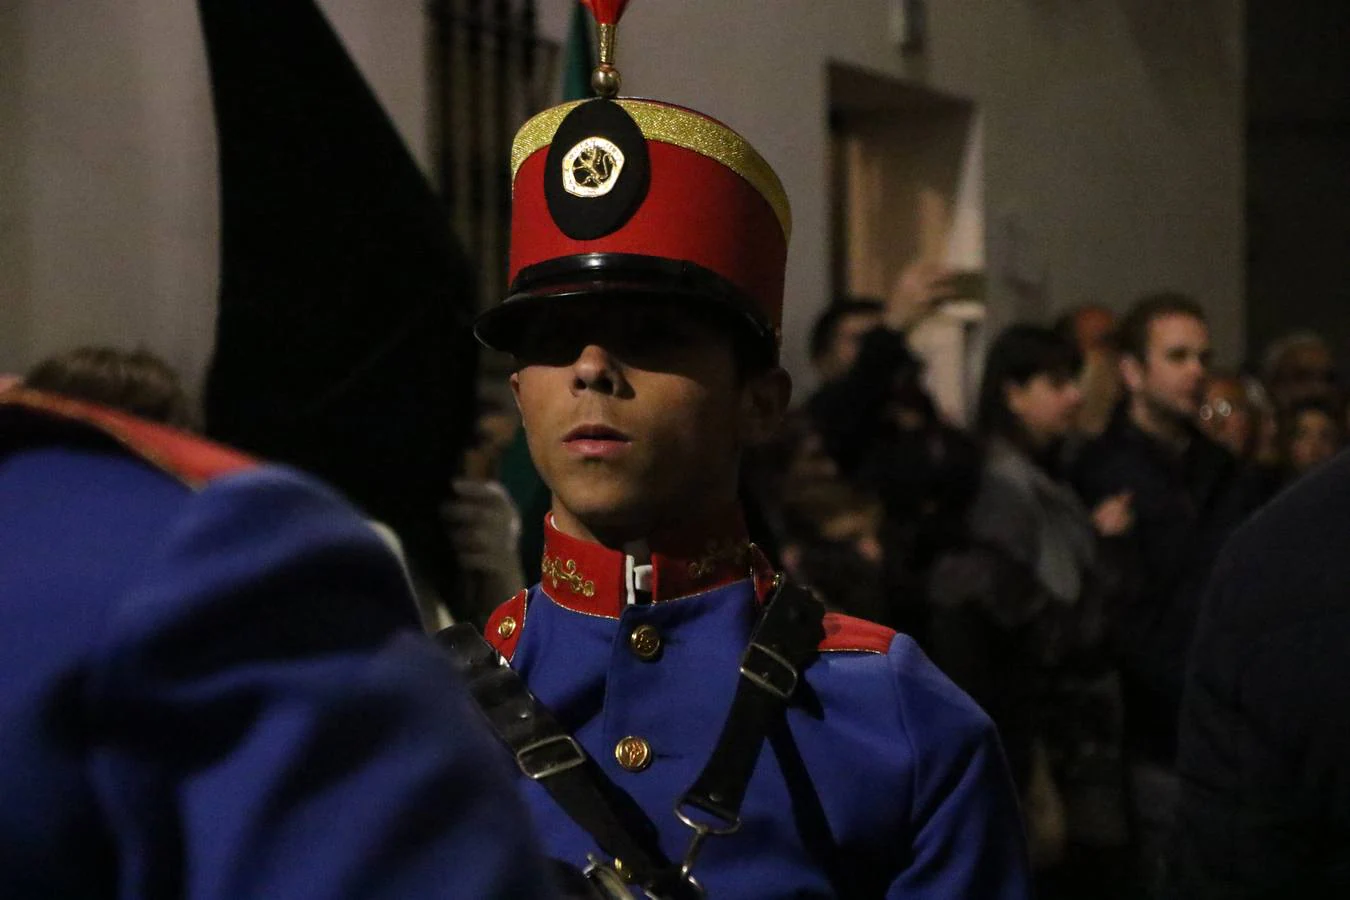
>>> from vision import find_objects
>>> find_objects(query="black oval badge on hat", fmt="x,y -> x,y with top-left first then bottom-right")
545,99 -> 650,240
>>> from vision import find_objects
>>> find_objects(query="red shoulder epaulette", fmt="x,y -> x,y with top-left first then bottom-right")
485,589 -> 528,661
818,612 -> 895,654
0,388 -> 255,489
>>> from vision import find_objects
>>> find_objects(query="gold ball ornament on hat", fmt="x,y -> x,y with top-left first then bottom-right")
591,63 -> 621,99
585,0 -> 626,99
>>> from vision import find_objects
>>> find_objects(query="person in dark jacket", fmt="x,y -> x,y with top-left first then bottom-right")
1069,293 -> 1256,893
930,325 -> 1134,888
808,296 -> 884,383
806,262 -> 981,606
1170,447 -> 1350,899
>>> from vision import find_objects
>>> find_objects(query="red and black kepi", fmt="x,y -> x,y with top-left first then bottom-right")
474,0 -> 792,360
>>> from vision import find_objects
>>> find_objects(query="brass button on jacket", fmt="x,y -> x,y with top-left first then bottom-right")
628,623 -> 662,660
614,736 -> 652,772
496,616 -> 517,639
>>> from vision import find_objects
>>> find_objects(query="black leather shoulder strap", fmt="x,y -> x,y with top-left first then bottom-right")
436,575 -> 825,895
436,624 -> 691,898
678,577 -> 825,829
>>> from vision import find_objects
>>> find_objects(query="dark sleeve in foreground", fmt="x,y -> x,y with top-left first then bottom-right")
86,467 -> 555,900
1171,473 -> 1350,900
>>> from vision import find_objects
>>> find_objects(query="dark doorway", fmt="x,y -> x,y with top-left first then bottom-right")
1245,5 -> 1350,375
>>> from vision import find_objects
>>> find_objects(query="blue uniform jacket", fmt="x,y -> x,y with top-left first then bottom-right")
486,515 -> 1032,898
0,390 -> 553,899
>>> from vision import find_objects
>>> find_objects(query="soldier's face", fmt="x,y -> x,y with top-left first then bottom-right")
510,297 -> 788,544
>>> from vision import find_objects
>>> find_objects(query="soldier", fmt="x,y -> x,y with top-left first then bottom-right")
445,2 -> 1031,897
0,386 -> 555,898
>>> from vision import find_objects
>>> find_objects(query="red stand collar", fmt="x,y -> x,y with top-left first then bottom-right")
539,509 -> 770,618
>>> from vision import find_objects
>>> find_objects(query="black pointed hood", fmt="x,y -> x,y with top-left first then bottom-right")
199,0 -> 476,604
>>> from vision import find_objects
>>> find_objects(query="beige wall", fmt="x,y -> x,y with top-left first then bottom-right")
535,0 -> 1245,390
0,2 -> 29,372
1,0 -> 1244,395
0,0 -> 428,387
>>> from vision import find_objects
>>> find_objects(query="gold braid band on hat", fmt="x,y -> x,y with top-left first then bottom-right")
511,99 -> 792,241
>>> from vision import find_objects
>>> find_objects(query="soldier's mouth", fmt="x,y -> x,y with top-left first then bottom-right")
563,424 -> 632,459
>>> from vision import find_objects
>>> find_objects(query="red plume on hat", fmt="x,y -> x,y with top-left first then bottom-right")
579,0 -> 631,97
580,0 -> 631,26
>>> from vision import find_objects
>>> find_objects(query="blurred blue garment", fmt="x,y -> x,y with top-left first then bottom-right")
0,390 -> 554,899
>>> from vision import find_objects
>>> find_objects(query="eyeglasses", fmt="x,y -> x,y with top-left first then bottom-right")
1199,400 -> 1234,422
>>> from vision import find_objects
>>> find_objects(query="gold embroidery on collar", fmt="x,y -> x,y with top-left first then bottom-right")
687,540 -> 750,580
541,555 -> 596,597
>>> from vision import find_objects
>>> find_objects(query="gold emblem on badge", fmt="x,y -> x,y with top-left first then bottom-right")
562,136 -> 625,198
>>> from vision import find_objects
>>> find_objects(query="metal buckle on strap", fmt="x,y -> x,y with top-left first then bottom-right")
516,734 -> 586,780
674,799 -> 741,837
739,641 -> 799,700
673,798 -> 738,892
582,855 -> 641,899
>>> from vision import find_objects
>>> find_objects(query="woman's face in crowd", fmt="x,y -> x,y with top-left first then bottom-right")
1288,409 -> 1342,475
1007,372 -> 1083,445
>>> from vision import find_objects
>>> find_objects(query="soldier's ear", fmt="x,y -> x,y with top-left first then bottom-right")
740,367 -> 792,446
509,371 -> 524,414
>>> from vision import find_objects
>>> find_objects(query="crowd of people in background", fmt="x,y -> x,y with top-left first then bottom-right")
751,275 -> 1348,897
9,272 -> 1349,898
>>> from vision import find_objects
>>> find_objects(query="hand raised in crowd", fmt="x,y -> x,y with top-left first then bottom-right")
884,259 -> 958,332
1091,491 -> 1134,537
442,478 -> 527,605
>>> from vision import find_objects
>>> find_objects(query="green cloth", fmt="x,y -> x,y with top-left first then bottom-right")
561,2 -> 595,102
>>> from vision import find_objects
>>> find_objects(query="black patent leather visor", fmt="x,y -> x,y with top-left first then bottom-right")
474,253 -> 776,359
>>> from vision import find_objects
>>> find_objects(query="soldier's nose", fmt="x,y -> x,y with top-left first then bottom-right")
571,344 -> 619,394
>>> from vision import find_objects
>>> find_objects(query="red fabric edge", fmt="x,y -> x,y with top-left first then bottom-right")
485,589 -> 529,661
818,612 -> 895,655
0,388 -> 255,489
